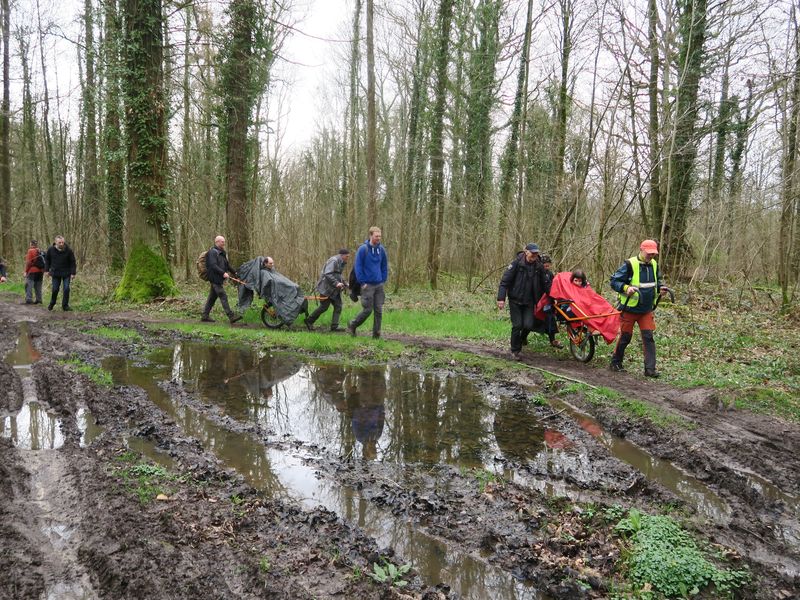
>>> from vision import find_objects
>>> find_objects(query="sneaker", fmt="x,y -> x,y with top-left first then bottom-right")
200,316 -> 215,323
609,362 -> 625,372
229,314 -> 242,324
644,369 -> 660,378
62,306 -> 72,312
550,339 -> 564,349
330,326 -> 345,332
304,318 -> 314,331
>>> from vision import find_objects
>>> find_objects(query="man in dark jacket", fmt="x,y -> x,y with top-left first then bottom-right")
305,248 -> 350,332
0,257 -> 7,283
44,235 -> 77,311
609,239 -> 668,377
497,243 -> 547,359
201,235 -> 242,324
348,227 -> 389,339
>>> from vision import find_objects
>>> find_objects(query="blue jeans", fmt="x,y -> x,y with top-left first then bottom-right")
49,276 -> 71,309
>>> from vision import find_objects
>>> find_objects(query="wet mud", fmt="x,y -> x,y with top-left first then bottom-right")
0,299 -> 798,599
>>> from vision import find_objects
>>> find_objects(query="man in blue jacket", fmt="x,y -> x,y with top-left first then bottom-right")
609,239 -> 668,377
348,227 -> 389,339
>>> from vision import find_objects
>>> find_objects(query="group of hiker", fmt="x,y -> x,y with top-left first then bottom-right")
497,238 -> 668,377
0,236 -> 78,311
201,226 -> 665,377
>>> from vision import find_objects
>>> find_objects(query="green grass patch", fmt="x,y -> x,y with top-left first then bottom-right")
562,384 -> 692,429
0,281 -> 25,296
87,326 -> 144,343
58,356 -> 114,387
115,459 -> 183,504
420,348 -> 522,376
614,509 -> 749,598
150,321 -> 406,362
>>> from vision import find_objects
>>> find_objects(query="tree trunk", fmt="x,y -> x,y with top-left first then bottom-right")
428,0 -> 455,289
36,0 -> 58,233
0,0 -> 10,260
104,0 -> 125,271
660,0 -> 708,273
365,0 -> 377,225
115,0 -> 176,301
347,0 -> 362,246
497,0 -> 533,260
647,0 -> 661,240
83,0 -> 100,235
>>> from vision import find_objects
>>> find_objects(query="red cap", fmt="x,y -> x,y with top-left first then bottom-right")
640,239 -> 659,254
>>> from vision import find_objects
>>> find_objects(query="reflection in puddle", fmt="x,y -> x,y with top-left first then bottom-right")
104,347 -> 543,599
102,340 -> 800,593
2,401 -> 64,449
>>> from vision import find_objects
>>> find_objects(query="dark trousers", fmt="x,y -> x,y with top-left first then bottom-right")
202,282 -> 233,318
306,292 -> 343,328
350,283 -> 384,335
26,273 -> 43,303
509,301 -> 534,352
49,275 -> 71,309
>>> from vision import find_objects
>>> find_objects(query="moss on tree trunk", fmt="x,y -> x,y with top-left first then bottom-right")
114,242 -> 177,302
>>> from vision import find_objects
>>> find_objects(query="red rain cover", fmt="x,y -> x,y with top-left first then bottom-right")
535,272 -> 620,344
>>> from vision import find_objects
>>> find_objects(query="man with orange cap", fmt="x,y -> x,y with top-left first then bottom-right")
609,239 -> 668,377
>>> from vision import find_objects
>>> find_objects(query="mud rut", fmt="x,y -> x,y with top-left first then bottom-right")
0,298 -> 798,600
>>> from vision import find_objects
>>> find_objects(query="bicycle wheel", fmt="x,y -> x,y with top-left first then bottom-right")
568,326 -> 595,362
260,302 -> 284,329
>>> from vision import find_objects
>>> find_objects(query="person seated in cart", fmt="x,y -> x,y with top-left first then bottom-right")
236,255 -> 308,326
535,269 -> 620,345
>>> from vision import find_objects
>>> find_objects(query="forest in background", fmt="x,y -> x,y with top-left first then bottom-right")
0,0 -> 799,307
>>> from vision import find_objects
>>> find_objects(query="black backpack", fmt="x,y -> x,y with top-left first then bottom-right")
34,250 -> 45,270
348,269 -> 360,302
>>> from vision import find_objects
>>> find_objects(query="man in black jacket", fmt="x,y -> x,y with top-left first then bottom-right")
497,243 -> 546,359
44,236 -> 77,311
201,236 -> 242,324
0,257 -> 7,283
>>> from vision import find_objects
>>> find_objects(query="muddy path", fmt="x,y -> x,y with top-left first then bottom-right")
1,298 -> 798,599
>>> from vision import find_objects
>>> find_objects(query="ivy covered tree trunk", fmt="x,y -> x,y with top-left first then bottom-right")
104,0 -> 125,272
464,0 -> 500,289
115,0 -> 176,301
660,0 -> 708,273
83,0 -> 100,232
0,0 -> 10,260
365,0 -> 377,225
497,0 -> 533,260
428,0 -> 454,290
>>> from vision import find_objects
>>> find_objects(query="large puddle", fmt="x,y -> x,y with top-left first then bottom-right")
95,339 -> 800,595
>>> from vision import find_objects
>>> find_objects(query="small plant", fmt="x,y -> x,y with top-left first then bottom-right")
471,468 -> 500,493
529,393 -> 548,406
59,356 -> 114,387
368,559 -> 411,588
614,510 -> 750,597
602,504 -> 626,523
349,565 -> 363,581
117,461 -> 176,504
259,556 -> 270,573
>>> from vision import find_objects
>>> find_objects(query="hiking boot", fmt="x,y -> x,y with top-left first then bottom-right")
62,306 -> 72,312
609,362 -> 625,372
644,369 -> 660,378
304,318 -> 314,331
47,304 -> 54,311
229,314 -> 242,325
510,350 -> 522,361
330,326 -> 345,332
372,332 -> 381,340
347,324 -> 357,337
25,300 -> 33,305
200,316 -> 215,323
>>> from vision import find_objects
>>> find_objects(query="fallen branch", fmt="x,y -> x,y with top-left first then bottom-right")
521,363 -> 598,390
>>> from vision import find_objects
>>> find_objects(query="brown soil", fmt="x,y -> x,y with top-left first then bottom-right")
1,298 -> 797,599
